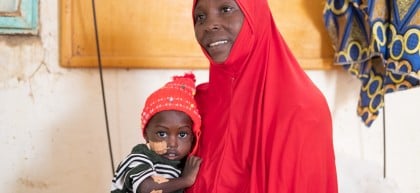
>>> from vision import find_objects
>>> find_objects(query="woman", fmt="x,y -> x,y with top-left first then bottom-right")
188,0 -> 338,192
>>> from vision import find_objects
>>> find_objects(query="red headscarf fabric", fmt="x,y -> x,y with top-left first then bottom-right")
187,0 -> 338,193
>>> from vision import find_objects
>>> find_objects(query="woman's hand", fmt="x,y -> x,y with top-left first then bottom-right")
181,156 -> 202,186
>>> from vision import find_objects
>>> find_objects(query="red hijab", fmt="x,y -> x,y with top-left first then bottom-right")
187,0 -> 338,192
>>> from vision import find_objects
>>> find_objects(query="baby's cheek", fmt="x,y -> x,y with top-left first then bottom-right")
148,141 -> 167,155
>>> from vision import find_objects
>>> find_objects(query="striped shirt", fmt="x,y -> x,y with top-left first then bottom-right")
111,144 -> 182,193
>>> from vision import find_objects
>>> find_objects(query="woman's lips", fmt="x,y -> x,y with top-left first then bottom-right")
209,40 -> 228,47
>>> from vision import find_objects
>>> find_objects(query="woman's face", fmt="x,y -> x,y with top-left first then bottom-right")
193,0 -> 244,63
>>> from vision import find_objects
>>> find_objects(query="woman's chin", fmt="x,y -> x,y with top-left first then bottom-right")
210,55 -> 228,64
207,49 -> 230,63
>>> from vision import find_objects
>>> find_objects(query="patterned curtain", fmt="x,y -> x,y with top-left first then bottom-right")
323,0 -> 420,126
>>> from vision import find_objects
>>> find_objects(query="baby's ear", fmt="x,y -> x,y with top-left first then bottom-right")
143,128 -> 149,142
143,134 -> 149,143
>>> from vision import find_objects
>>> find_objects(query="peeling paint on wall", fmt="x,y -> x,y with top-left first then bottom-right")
18,177 -> 49,189
0,35 -> 40,47
0,35 -> 43,82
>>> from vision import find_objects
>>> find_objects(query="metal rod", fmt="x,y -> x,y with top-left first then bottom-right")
91,0 -> 115,174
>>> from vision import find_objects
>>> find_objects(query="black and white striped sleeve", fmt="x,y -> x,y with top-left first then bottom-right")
111,153 -> 156,192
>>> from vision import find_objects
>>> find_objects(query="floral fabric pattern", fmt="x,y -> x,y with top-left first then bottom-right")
323,0 -> 419,126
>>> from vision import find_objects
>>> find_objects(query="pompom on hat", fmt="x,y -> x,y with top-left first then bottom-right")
141,73 -> 201,155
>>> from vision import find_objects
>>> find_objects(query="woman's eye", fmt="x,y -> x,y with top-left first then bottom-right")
222,6 -> 233,13
157,131 -> 167,137
195,14 -> 205,23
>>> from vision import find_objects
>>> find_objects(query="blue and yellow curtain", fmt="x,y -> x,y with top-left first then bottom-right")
323,0 -> 420,126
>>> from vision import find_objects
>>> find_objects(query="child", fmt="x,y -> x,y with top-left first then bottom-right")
111,73 -> 202,193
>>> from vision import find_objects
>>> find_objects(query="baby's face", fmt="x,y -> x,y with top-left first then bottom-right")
145,110 -> 194,160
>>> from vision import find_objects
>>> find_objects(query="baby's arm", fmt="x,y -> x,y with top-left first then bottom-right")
137,156 -> 202,193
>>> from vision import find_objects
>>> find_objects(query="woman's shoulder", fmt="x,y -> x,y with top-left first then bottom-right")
196,82 -> 209,91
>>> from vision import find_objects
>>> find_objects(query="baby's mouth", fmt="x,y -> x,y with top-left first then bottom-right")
164,150 -> 178,159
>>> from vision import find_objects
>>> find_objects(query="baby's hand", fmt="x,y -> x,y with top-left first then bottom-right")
182,156 -> 202,186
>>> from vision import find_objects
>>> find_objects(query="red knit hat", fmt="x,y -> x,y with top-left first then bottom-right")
141,73 -> 201,155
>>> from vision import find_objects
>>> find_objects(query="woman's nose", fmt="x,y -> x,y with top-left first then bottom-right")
205,15 -> 221,31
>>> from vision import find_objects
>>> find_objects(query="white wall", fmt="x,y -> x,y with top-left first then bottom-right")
0,1 -> 418,193
385,88 -> 420,193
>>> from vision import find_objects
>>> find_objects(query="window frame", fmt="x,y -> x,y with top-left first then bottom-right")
0,0 -> 39,35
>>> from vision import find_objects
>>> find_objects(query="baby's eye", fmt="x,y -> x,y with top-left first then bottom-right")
156,131 -> 167,137
178,132 -> 189,138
